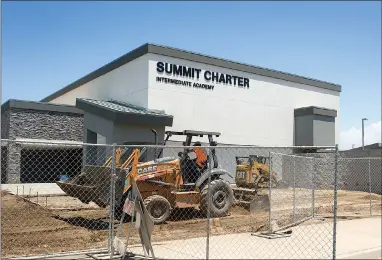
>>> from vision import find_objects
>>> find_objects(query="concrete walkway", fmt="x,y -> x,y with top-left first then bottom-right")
7,217 -> 381,259
125,217 -> 382,259
1,183 -> 66,196
336,217 -> 381,259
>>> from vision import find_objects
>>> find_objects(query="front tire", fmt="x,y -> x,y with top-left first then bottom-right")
200,179 -> 233,217
144,195 -> 172,225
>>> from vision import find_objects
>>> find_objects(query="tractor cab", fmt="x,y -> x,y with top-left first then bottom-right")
161,130 -> 221,186
235,155 -> 268,168
249,155 -> 268,165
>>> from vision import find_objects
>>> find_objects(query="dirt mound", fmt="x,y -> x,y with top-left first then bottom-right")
1,189 -> 10,196
1,192 -> 56,229
1,192 -> 108,257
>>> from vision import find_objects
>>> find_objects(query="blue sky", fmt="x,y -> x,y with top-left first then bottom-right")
2,1 -> 381,148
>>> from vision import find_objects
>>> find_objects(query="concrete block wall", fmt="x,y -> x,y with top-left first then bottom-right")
287,152 -> 382,195
1,108 -> 84,141
1,106 -> 84,183
337,158 -> 381,195
280,155 -> 316,188
1,110 -> 10,140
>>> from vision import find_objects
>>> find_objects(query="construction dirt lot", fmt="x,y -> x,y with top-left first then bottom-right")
1,188 -> 381,258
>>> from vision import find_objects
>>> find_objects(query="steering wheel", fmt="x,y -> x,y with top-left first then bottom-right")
178,148 -> 193,160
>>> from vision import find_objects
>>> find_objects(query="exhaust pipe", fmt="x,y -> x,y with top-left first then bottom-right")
151,129 -> 158,161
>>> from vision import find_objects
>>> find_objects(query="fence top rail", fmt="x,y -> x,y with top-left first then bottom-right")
1,139 -> 336,150
116,145 -> 336,149
1,139 -> 109,147
339,157 -> 382,160
269,152 -> 319,158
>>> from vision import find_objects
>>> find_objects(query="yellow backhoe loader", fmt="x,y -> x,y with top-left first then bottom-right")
57,130 -> 234,224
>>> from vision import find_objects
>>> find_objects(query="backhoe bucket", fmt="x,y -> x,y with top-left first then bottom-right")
56,165 -> 126,208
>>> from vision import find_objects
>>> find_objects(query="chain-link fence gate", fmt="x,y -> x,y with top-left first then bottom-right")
267,150 -> 338,259
1,139 -> 381,259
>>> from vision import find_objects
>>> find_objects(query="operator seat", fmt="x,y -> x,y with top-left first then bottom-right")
182,142 -> 208,184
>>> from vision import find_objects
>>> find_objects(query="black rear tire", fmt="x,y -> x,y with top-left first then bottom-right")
144,195 -> 172,225
200,179 -> 233,217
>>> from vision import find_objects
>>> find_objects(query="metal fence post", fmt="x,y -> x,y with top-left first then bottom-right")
82,144 -> 87,169
368,158 -> 372,216
206,147 -> 212,260
108,143 -> 116,257
333,145 -> 339,260
268,151 -> 273,233
312,157 -> 315,218
293,156 -> 296,223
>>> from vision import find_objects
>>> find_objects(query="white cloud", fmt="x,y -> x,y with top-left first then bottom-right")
340,120 -> 381,150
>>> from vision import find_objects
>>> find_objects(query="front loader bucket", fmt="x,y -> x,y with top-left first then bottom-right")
56,165 -> 125,208
232,186 -> 269,212
249,195 -> 270,212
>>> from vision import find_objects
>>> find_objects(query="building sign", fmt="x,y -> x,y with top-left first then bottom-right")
155,61 -> 250,90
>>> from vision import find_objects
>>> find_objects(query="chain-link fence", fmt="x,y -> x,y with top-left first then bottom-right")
336,157 -> 382,216
1,139 -> 116,258
1,139 -> 381,259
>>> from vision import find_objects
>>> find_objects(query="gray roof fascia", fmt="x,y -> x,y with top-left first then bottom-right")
1,99 -> 83,114
147,44 -> 342,92
294,106 -> 337,117
41,43 -> 341,102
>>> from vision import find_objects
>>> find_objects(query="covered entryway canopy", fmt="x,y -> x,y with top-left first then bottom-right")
75,98 -> 173,163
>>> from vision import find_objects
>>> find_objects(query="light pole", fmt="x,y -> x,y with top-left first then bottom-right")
362,118 -> 368,150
